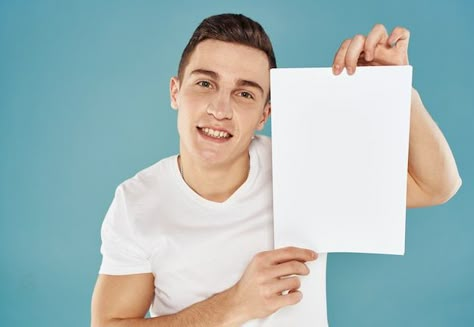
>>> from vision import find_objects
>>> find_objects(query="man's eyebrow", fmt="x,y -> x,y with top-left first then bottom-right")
189,69 -> 219,79
237,79 -> 264,96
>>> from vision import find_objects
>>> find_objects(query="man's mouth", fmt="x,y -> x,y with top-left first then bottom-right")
198,127 -> 233,139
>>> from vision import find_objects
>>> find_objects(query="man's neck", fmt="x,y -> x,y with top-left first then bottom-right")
178,154 -> 250,203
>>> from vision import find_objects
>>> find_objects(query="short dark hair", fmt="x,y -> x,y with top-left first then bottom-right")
177,13 -> 277,80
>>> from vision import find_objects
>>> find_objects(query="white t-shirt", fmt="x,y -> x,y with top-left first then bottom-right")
99,135 -> 327,326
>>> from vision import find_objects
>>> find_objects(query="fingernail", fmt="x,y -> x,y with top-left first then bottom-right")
347,67 -> 353,75
333,65 -> 340,74
390,40 -> 397,48
312,251 -> 318,259
365,52 -> 372,61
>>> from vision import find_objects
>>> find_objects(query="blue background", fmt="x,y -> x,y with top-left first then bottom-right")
1,1 -> 473,326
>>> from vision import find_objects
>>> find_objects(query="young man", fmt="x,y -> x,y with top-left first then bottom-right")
91,14 -> 461,327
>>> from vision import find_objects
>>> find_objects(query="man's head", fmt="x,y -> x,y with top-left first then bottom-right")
170,14 -> 275,169
177,13 -> 277,87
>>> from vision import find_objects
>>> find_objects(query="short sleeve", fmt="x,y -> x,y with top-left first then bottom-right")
99,185 -> 152,275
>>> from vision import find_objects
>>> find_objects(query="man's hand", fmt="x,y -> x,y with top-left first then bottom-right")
91,247 -> 317,327
332,24 -> 410,75
228,246 -> 318,323
330,23 -> 461,206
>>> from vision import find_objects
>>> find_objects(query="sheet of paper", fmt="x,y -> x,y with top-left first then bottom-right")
271,66 -> 412,255
270,66 -> 412,326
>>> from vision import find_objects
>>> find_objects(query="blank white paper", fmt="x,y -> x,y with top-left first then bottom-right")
269,66 -> 412,326
271,66 -> 412,255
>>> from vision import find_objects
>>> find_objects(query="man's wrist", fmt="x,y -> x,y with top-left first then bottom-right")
216,285 -> 249,327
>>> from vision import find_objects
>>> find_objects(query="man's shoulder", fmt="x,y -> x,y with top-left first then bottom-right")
252,134 -> 272,150
116,155 -> 177,198
251,134 -> 272,171
252,134 -> 272,155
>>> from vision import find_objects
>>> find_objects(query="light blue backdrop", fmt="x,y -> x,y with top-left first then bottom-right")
1,1 -> 472,326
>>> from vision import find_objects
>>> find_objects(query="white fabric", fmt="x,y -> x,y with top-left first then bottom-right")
99,135 -> 327,326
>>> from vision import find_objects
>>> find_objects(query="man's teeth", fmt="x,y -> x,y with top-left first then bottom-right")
202,127 -> 231,139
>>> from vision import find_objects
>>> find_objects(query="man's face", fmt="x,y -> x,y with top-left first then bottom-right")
170,39 -> 271,168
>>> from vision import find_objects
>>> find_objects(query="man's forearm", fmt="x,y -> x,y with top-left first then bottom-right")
407,88 -> 461,203
101,287 -> 245,327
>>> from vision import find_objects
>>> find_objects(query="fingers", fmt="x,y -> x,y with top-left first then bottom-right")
274,290 -> 303,308
267,260 -> 310,279
364,24 -> 388,61
344,34 -> 366,75
388,26 -> 410,49
266,278 -> 304,310
270,276 -> 301,295
234,247 -> 316,320
333,38 -> 351,75
333,24 -> 410,75
333,34 -> 367,75
266,246 -> 317,265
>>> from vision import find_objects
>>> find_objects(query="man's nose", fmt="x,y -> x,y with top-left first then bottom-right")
207,92 -> 233,120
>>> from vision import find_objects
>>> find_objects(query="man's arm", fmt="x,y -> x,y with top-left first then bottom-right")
91,273 -> 242,327
332,24 -> 461,207
91,247 -> 317,327
405,88 -> 461,207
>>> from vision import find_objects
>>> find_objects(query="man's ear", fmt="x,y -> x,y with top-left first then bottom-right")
256,102 -> 271,131
170,76 -> 180,110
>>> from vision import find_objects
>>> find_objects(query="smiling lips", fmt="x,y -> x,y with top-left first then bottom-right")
198,127 -> 232,139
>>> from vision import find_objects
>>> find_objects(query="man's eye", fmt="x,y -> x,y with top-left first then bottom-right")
197,81 -> 211,88
240,91 -> 254,99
